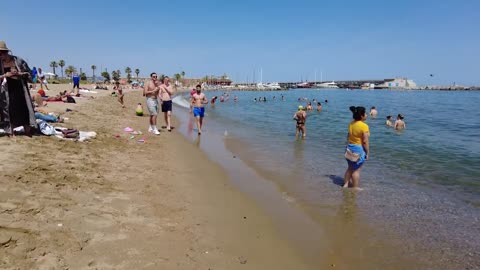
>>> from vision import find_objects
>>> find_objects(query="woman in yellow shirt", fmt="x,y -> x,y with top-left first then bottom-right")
344,106 -> 369,189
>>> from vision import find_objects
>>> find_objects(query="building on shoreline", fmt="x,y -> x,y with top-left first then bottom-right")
374,78 -> 417,89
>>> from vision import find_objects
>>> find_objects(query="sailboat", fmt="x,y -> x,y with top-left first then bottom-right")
315,70 -> 339,88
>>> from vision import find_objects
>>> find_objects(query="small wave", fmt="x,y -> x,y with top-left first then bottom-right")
172,95 -> 190,109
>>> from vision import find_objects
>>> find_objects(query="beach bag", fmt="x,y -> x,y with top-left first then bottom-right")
345,148 -> 360,162
66,96 -> 76,103
61,128 -> 79,139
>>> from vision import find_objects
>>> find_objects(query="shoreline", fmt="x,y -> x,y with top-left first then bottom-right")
171,91 -> 479,269
172,100 -> 431,269
0,85 -> 309,269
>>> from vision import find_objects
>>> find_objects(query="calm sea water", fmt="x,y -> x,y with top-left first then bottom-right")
176,89 -> 480,267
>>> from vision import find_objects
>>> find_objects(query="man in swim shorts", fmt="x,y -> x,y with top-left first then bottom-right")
191,84 -> 208,135
144,72 -> 160,135
159,76 -> 174,131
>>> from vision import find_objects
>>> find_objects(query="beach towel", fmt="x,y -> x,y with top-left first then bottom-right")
345,144 -> 367,171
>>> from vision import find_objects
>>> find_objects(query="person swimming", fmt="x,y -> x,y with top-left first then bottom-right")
385,115 -> 393,127
316,102 -> 322,112
370,106 -> 378,118
306,102 -> 313,111
394,114 -> 406,130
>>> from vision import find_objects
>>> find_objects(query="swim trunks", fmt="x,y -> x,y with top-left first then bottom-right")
146,97 -> 158,115
161,100 -> 172,112
193,107 -> 205,118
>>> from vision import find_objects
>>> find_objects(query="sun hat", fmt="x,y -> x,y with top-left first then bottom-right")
0,41 -> 10,51
298,105 -> 304,110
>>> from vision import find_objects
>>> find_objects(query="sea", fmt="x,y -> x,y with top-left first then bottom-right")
173,89 -> 480,269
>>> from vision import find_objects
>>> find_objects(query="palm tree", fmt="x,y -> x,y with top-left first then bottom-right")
50,61 -> 58,76
101,71 -> 110,82
135,68 -> 140,79
125,67 -> 132,83
65,65 -> 76,78
112,70 -> 120,81
91,65 -> 97,81
174,73 -> 181,82
58,60 -> 65,78
181,71 -> 185,78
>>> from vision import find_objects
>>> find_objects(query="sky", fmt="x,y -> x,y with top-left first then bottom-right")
1,0 -> 479,86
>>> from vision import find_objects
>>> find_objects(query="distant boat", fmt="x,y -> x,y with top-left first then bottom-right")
296,82 -> 312,88
257,82 -> 282,90
316,81 -> 339,88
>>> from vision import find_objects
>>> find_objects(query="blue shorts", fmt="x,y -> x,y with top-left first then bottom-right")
193,107 -> 205,118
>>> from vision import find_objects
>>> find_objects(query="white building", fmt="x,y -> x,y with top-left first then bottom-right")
377,78 -> 417,89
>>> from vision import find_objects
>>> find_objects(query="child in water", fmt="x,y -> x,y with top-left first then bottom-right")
385,115 -> 393,127
135,103 -> 144,116
394,114 -> 406,130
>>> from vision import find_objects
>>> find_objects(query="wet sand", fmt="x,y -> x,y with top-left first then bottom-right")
0,85 -> 309,269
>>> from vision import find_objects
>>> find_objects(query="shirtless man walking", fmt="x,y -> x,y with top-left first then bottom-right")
159,76 -> 174,131
144,72 -> 161,135
191,84 -> 208,135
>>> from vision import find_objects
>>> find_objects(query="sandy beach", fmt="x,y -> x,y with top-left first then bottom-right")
0,84 -> 309,269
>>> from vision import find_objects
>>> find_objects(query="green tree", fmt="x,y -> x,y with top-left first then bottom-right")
134,68 -> 140,79
50,61 -> 58,76
174,73 -> 181,82
181,71 -> 185,78
58,60 -> 65,78
65,65 -> 76,78
91,65 -> 97,81
101,71 -> 110,82
112,70 -> 120,81
125,67 -> 132,83
80,72 -> 87,80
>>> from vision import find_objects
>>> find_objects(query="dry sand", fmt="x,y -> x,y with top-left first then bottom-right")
0,84 -> 310,269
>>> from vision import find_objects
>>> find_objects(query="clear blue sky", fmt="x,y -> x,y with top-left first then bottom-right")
2,0 -> 479,85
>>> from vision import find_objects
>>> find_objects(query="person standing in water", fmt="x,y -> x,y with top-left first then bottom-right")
343,106 -> 369,189
293,105 -> 307,138
191,84 -> 208,135
394,114 -> 406,130
316,102 -> 322,112
370,106 -> 378,118
385,115 -> 393,127
159,76 -> 174,131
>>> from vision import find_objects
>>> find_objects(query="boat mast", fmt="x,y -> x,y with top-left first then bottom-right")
260,67 -> 263,85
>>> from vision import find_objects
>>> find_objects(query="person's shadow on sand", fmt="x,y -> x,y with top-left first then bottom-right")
327,174 -> 344,187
